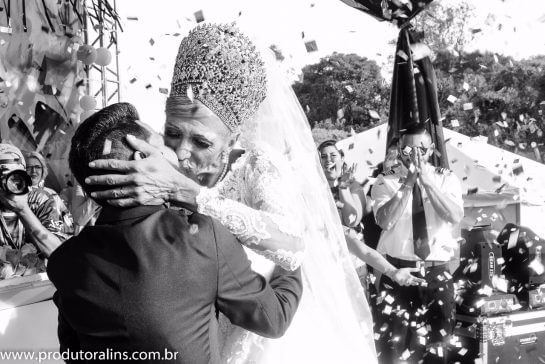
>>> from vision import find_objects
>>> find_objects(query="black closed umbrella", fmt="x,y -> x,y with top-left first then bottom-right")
340,0 -> 448,168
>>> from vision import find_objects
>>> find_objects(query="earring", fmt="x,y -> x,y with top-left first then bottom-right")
221,150 -> 230,164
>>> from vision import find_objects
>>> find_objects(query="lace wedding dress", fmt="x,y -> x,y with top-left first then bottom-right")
195,54 -> 377,364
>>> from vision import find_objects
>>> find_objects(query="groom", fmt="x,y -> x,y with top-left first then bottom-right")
47,103 -> 303,363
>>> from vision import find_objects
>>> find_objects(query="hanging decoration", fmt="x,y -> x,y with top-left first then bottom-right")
339,0 -> 448,168
0,0 -> 122,193
79,95 -> 97,111
95,47 -> 112,66
77,44 -> 97,65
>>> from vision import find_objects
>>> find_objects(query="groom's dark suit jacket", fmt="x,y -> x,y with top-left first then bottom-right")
47,205 -> 302,363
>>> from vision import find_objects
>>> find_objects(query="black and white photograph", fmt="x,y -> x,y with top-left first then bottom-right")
1,0 -> 545,363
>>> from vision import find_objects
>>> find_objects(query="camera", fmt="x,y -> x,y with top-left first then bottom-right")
0,168 -> 32,195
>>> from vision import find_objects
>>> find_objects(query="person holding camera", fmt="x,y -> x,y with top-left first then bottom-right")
0,144 -> 66,279
370,126 -> 464,364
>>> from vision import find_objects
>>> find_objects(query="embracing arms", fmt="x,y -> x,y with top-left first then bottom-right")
86,136 -> 305,271
213,218 -> 303,338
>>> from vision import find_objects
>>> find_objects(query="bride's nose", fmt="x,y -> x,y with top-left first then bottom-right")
177,148 -> 191,160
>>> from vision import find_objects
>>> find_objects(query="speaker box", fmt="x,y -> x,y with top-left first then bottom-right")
455,224 -> 503,291
497,223 -> 545,303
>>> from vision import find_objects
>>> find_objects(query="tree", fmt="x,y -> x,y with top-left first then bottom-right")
292,53 -> 390,132
432,51 -> 545,160
414,0 -> 477,56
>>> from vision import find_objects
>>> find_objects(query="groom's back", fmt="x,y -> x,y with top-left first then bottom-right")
48,206 -> 222,363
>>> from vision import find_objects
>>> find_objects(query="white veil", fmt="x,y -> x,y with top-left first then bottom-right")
238,48 -> 377,362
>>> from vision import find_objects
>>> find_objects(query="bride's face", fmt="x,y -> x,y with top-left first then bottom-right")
164,112 -> 234,186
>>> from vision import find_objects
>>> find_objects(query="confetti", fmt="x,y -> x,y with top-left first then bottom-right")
463,102 -> 473,111
369,110 -> 380,119
102,139 -> 112,155
304,40 -> 318,53
513,165 -> 524,176
189,224 -> 199,235
149,38 -> 155,46
529,258 -> 545,275
451,119 -> 460,127
447,95 -> 458,104
385,295 -> 395,305
159,88 -> 168,95
194,10 -> 205,23
127,16 -> 139,21
397,50 -> 408,61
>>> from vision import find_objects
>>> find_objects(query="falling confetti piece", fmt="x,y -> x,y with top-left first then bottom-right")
159,88 -> 168,95
513,165 -> 524,176
463,102 -> 473,111
127,16 -> 138,21
304,40 -> 318,53
397,50 -> 408,61
189,224 -> 199,234
451,119 -> 460,127
385,295 -> 395,305
369,110 -> 380,119
102,139 -> 112,155
149,38 -> 155,46
194,10 -> 205,23
447,95 -> 458,104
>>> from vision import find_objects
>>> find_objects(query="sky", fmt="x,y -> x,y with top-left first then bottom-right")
113,0 -> 545,131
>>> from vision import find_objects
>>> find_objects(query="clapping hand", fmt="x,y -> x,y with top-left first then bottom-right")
391,267 -> 426,286
339,163 -> 357,188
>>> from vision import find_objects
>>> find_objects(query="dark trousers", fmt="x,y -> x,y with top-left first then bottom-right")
375,258 -> 455,364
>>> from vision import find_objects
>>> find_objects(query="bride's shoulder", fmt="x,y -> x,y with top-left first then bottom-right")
240,145 -> 290,172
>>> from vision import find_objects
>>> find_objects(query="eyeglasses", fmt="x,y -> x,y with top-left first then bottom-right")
400,146 -> 429,156
26,166 -> 43,172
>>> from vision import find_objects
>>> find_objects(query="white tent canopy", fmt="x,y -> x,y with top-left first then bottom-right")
336,124 -> 545,238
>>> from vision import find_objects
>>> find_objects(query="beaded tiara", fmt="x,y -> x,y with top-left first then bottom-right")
169,23 -> 267,132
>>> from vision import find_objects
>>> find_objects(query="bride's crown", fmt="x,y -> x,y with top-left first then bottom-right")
170,23 -> 267,131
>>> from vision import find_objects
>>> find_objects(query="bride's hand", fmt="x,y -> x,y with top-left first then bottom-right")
85,135 -> 201,208
391,267 -> 426,287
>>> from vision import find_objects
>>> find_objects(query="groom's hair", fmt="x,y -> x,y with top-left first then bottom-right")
69,102 -> 150,203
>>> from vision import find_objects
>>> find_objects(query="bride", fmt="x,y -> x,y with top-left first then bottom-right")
86,23 -> 378,363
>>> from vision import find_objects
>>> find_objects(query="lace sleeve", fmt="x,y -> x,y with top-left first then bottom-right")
196,149 -> 304,271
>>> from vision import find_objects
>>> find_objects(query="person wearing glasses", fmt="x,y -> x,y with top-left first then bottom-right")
0,146 -> 67,280
317,140 -> 426,290
370,125 -> 464,364
24,151 -> 73,235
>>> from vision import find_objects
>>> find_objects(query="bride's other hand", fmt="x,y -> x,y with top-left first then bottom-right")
85,135 -> 201,208
391,267 -> 426,287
